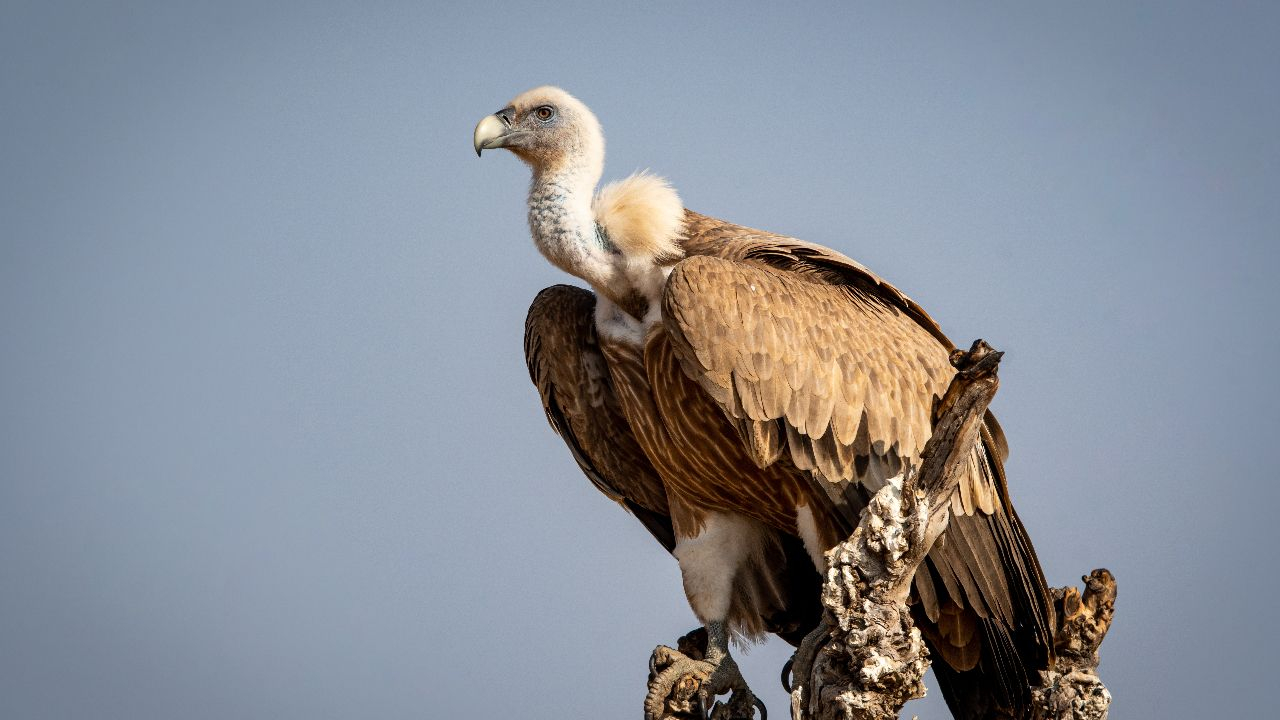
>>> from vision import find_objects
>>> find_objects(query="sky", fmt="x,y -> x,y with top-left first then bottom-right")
2,2 -> 1277,718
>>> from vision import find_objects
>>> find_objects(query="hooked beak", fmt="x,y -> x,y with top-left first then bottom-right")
473,113 -> 529,157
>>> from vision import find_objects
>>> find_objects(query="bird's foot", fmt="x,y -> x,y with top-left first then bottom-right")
645,638 -> 762,720
781,620 -> 831,694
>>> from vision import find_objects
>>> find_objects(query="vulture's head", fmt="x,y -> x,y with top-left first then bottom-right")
473,86 -> 604,177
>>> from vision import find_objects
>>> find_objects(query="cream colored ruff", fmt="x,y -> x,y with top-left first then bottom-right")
591,172 -> 685,341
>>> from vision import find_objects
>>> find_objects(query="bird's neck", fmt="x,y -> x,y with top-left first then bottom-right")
528,158 -> 667,340
528,163 -> 620,297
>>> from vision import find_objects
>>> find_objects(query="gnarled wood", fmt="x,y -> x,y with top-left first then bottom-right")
786,339 -> 1003,720
1031,570 -> 1116,720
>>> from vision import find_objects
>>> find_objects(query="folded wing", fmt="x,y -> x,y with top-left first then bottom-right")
525,284 -> 674,550
666,212 -> 1054,716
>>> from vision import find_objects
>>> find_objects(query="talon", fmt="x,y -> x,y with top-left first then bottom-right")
645,623 -> 754,720
644,651 -> 714,720
753,695 -> 767,720
786,620 -> 831,701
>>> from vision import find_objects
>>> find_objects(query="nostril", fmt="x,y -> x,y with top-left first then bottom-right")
496,109 -> 513,127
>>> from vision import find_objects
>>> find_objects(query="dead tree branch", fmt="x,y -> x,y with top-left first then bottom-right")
788,339 -> 1004,720
1031,569 -> 1116,720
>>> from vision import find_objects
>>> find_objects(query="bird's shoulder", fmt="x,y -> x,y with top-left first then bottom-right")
674,210 -> 953,350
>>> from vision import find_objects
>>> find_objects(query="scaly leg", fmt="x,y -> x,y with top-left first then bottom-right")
781,619 -> 831,693
645,621 -> 761,720
645,511 -> 766,720
782,503 -> 835,694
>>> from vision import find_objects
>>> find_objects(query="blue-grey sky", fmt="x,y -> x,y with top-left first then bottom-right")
2,2 -> 1277,718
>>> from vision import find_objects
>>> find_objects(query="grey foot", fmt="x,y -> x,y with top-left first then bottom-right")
782,620 -> 831,693
645,638 -> 762,720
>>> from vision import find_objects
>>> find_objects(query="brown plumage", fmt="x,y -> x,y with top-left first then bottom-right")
527,283 -> 822,643
526,212 -> 1054,715
481,86 -> 1053,718
524,285 -> 674,549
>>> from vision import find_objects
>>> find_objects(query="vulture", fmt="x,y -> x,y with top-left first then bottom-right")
474,86 -> 1053,720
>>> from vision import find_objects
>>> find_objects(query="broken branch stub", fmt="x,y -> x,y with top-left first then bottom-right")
1031,569 -> 1116,720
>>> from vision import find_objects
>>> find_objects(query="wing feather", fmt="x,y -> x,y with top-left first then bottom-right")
664,254 -> 944,492
525,285 -> 674,550
668,211 -> 1055,716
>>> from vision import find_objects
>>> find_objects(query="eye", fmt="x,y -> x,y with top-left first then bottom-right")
534,105 -> 556,122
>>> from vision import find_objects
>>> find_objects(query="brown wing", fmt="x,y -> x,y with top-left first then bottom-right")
661,252 -> 972,512
667,212 -> 1054,715
525,285 -> 674,550
592,324 -> 824,645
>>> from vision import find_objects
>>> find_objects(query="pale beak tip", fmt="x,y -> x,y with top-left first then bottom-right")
473,113 -> 508,158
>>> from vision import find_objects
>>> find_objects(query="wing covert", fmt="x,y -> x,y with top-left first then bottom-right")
661,254 -> 952,498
